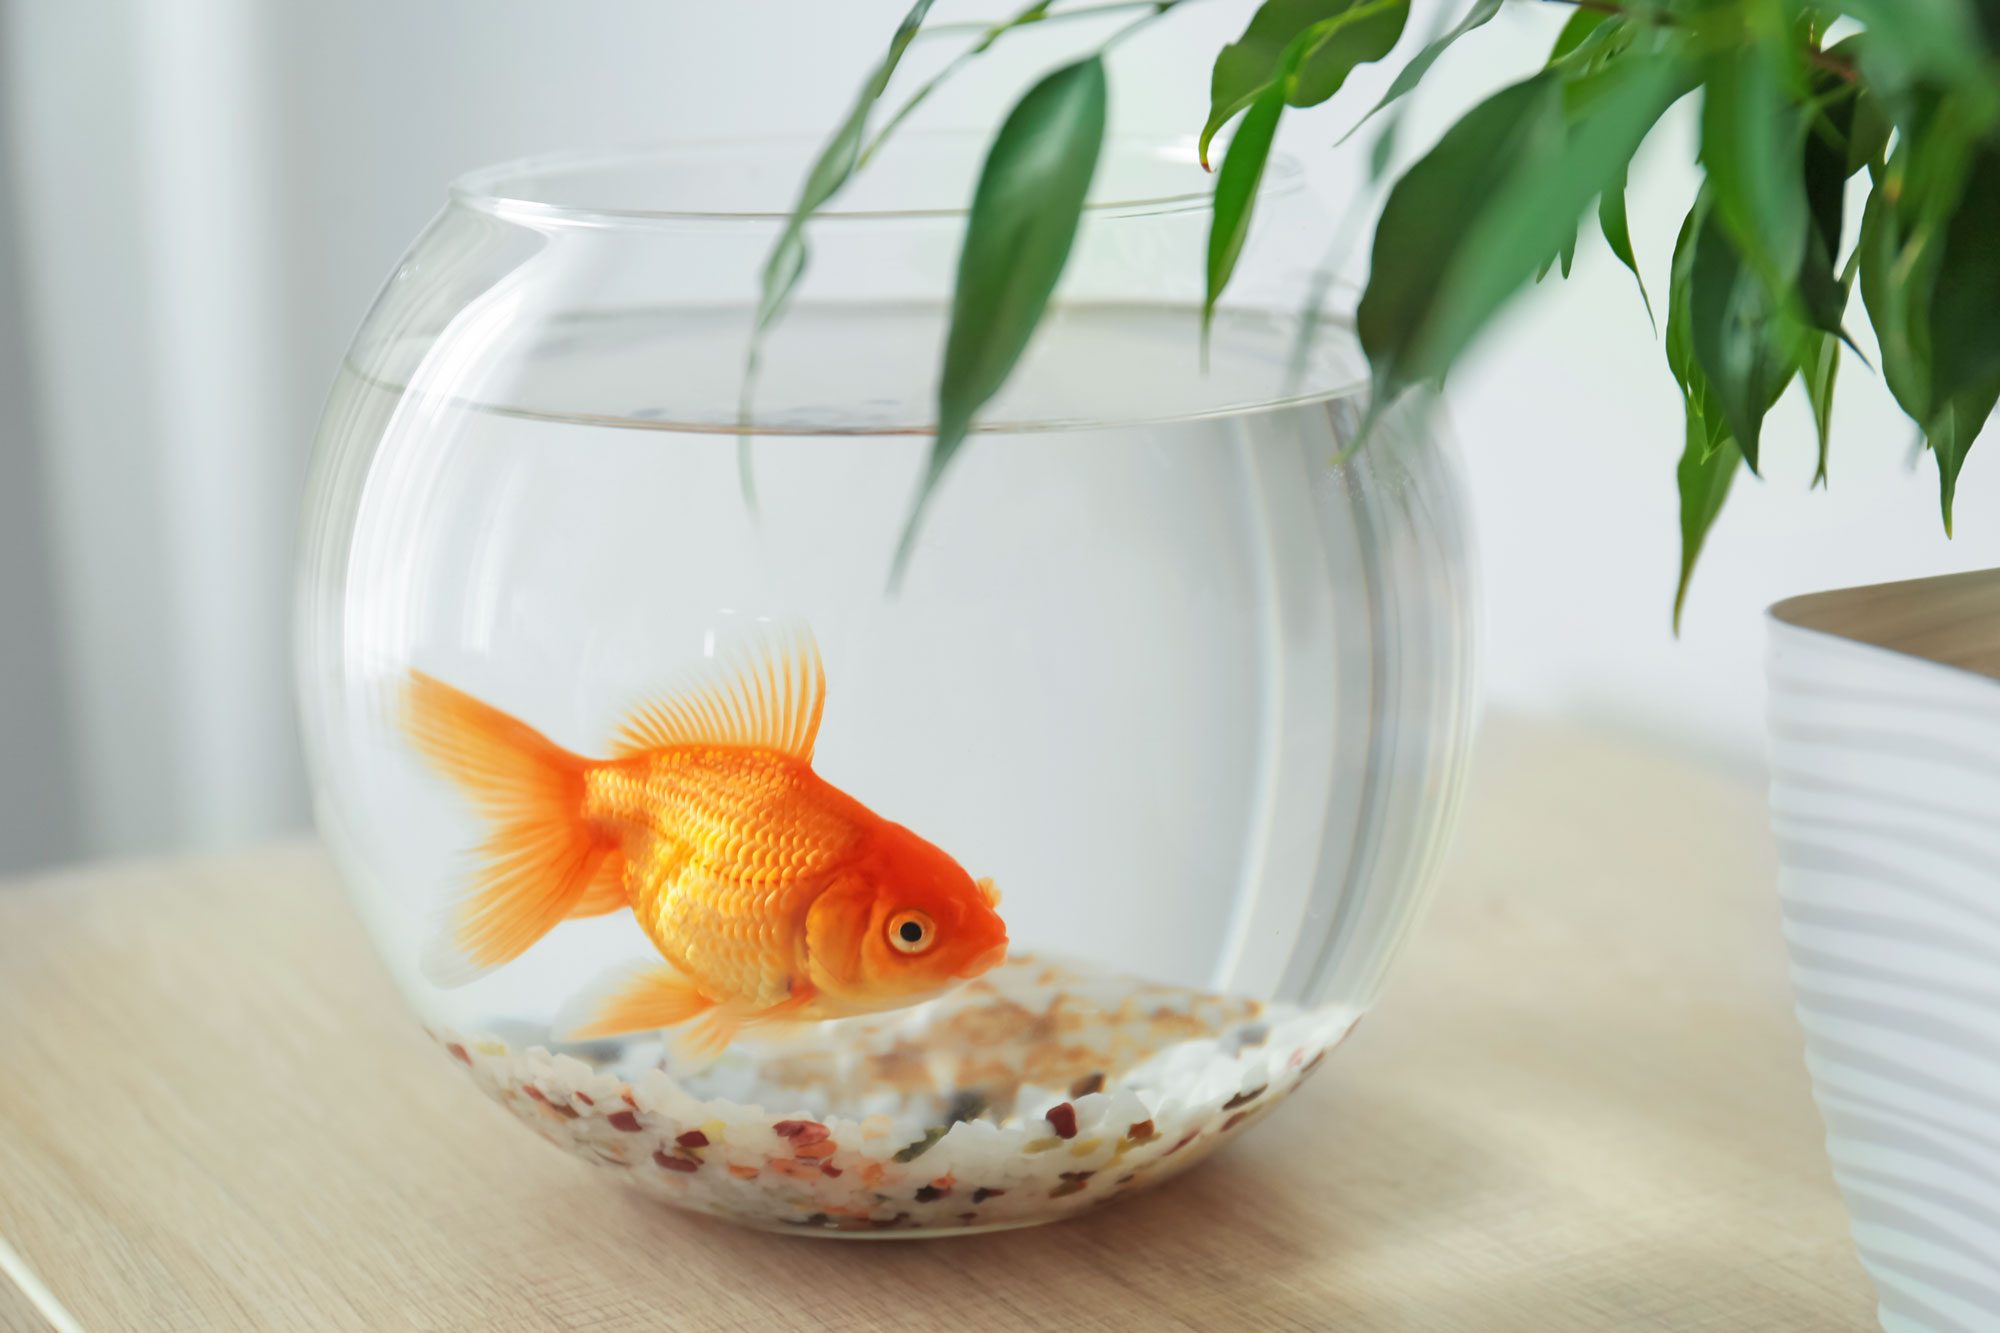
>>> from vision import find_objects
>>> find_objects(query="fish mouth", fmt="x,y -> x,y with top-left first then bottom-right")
956,941 -> 1007,979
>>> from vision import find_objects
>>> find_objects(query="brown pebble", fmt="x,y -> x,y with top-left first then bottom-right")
1126,1119 -> 1156,1142
971,1187 -> 1005,1203
793,1140 -> 838,1160
1045,1102 -> 1078,1139
1222,1111 -> 1250,1131
914,1184 -> 946,1203
652,1150 -> 698,1173
676,1130 -> 709,1149
728,1164 -> 760,1180
1222,1085 -> 1267,1111
1049,1178 -> 1088,1198
523,1085 -> 547,1102
773,1119 -> 830,1144
1068,1072 -> 1105,1098
607,1110 -> 643,1132
446,1043 -> 471,1065
820,1164 -> 843,1178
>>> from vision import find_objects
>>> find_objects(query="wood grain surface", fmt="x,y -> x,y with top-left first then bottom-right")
0,716 -> 1876,1332
1772,566 -> 2000,679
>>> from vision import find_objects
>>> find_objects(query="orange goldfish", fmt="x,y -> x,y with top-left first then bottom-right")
404,623 -> 1007,1055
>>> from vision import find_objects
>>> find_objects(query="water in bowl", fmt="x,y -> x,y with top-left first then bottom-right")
298,299 -> 1473,1235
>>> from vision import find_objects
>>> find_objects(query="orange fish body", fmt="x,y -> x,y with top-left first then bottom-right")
404,624 -> 1007,1055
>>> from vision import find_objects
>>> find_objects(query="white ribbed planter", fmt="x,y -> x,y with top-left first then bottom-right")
1768,571 -> 2000,1333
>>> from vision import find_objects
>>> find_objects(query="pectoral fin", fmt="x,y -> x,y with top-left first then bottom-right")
555,962 -> 713,1041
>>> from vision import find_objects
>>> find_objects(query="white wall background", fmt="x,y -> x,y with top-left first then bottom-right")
2,0 -> 1996,873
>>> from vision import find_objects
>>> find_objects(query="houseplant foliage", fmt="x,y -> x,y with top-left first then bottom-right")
753,0 -> 2000,617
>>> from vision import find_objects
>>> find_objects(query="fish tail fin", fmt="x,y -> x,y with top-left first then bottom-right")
555,962 -> 714,1041
404,670 -> 609,985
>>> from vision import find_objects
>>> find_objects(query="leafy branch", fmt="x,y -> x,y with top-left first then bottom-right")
755,0 -> 2000,618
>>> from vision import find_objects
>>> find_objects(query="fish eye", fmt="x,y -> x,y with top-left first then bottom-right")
888,910 -> 934,955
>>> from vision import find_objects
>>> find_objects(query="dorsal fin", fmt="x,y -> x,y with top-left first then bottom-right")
610,621 -> 825,762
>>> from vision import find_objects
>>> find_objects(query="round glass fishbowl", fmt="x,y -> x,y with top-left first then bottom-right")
296,136 -> 1477,1237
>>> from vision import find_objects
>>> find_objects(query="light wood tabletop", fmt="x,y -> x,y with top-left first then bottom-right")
0,716 -> 1876,1332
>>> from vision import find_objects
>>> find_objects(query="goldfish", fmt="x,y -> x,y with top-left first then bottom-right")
402,622 -> 1007,1057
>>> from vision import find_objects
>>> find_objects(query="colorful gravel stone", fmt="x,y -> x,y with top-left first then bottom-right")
431,953 -> 1351,1234
893,1127 -> 948,1162
1069,1072 -> 1105,1097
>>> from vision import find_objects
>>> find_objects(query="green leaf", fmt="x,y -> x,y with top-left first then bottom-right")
1548,7 -> 1611,65
1666,195 -> 1732,453
1822,35 -> 1893,177
1927,144 -> 2000,421
1698,12 -> 1809,296
755,0 -> 936,335
1687,209 -> 1798,473
1599,166 -> 1655,331
1360,53 -> 1687,398
1201,0 -> 1408,168
1358,75 -> 1561,395
1202,0 -> 1332,166
1534,225 -> 1578,284
1207,1 -> 1407,316
1664,200 -> 1746,628
1830,0 -> 1992,119
1847,87 -> 1892,177
1858,105 -> 1983,470
1858,168 -> 1933,422
1674,414 -> 1742,634
895,56 -> 1108,585
1207,83 -> 1287,338
1665,203 -> 1701,394
1796,73 -> 1858,336
1919,144 -> 2000,529
1293,0 -> 1410,107
1339,0 -> 1503,144
1930,383 -> 2000,535
1799,328 -> 1839,486
1367,118 -> 1399,181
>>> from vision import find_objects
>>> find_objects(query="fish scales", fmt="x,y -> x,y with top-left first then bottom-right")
587,748 -> 862,1007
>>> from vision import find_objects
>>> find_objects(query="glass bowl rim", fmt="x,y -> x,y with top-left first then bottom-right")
449,132 -> 1302,228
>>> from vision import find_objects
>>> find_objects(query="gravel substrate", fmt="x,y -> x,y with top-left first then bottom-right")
435,953 -> 1353,1235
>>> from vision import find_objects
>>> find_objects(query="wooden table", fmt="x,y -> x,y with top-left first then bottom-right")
0,717 -> 1877,1331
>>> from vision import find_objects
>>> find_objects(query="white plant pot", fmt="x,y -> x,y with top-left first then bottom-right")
1768,570 -> 2000,1333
